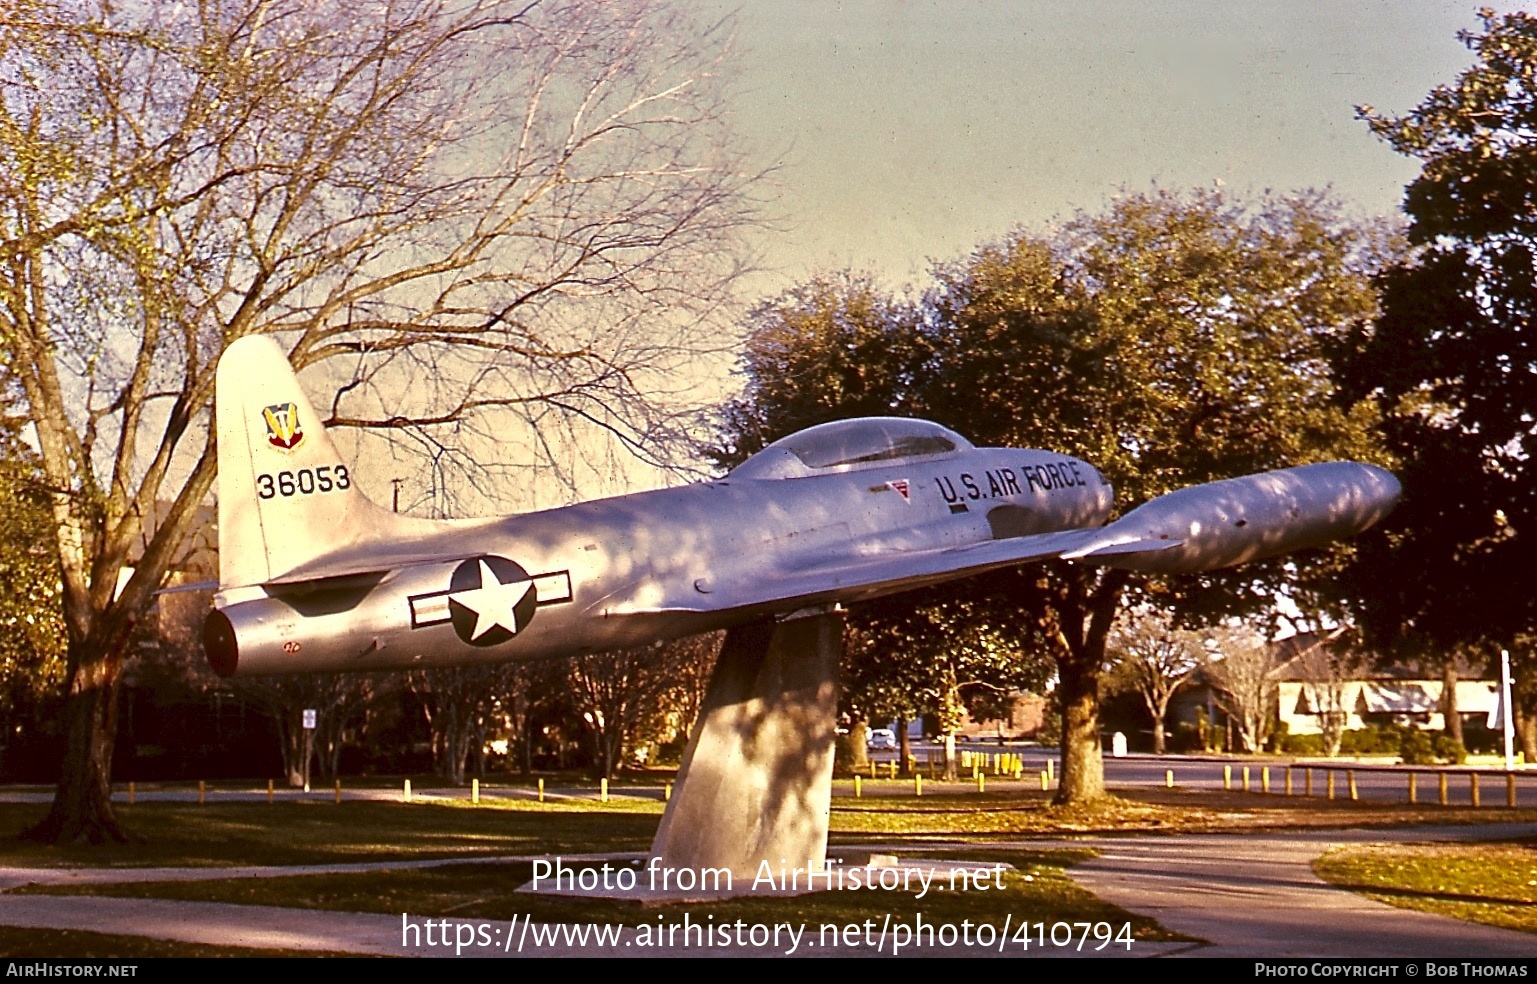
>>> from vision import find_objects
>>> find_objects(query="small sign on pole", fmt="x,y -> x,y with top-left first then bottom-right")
301,708 -> 317,793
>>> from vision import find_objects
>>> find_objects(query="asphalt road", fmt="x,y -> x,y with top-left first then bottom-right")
865,744 -> 1537,808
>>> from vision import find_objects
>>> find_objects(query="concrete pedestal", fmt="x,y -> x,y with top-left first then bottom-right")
649,611 -> 843,881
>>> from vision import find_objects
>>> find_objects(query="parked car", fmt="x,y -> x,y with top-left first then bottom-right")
867,728 -> 897,749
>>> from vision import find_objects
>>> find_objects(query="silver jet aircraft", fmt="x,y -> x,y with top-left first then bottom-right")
203,336 -> 1401,676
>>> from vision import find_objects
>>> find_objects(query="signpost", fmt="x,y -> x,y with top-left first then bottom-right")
302,708 -> 317,793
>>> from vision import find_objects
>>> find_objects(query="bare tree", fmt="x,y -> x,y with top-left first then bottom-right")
1283,627 -> 1360,757
1,0 -> 760,842
409,663 -> 513,785
567,636 -> 714,778
1204,625 -> 1281,753
228,672 -> 375,786
1107,610 -> 1203,755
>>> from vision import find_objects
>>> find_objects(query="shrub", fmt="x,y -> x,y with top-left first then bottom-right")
1400,729 -> 1437,765
1280,732 -> 1325,755
1433,735 -> 1468,764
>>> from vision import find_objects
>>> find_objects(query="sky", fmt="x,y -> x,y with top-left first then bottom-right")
706,1 -> 1489,291
345,2 -> 1504,511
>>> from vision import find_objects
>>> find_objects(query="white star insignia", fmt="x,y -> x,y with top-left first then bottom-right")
448,560 -> 533,640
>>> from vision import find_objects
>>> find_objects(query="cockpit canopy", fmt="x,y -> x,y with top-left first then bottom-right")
729,417 -> 973,480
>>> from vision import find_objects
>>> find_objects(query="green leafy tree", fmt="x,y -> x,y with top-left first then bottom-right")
1342,10 -> 1537,757
915,189 -> 1392,800
0,410 -> 65,757
720,190 -> 1391,800
714,273 -> 924,463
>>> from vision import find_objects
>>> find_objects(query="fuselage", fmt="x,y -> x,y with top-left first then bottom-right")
206,440 -> 1111,676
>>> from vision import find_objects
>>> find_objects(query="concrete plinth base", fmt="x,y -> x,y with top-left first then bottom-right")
648,611 -> 843,882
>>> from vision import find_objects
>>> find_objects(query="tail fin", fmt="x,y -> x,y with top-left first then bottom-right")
216,336 -> 419,588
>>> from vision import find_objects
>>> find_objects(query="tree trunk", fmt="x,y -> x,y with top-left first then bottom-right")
25,628 -> 133,844
1514,657 -> 1537,763
839,713 -> 869,774
897,717 -> 913,775
284,730 -> 305,788
1151,719 -> 1166,756
1056,653 -> 1104,802
1442,660 -> 1462,745
1051,568 -> 1126,805
942,731 -> 958,781
519,722 -> 534,776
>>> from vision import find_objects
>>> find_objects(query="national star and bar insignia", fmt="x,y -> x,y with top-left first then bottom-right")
407,556 -> 573,647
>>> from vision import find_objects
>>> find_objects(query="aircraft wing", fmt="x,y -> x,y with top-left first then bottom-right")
595,527 -> 1181,618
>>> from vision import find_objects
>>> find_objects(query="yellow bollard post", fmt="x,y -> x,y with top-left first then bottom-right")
1262,767 -> 1270,794
1348,770 -> 1358,801
1242,766 -> 1250,792
1327,771 -> 1336,800
915,775 -> 923,797
663,781 -> 672,802
1040,770 -> 1049,791
976,773 -> 985,793
1047,758 -> 1054,781
871,760 -> 877,780
538,778 -> 545,803
472,778 -> 479,805
1507,773 -> 1517,809
889,760 -> 897,780
854,775 -> 862,798
267,779 -> 274,804
335,779 -> 342,805
1470,772 -> 1480,808
1408,772 -> 1417,805
1306,768 -> 1313,797
198,780 -> 206,805
600,778 -> 609,803
1285,767 -> 1294,796
1439,772 -> 1448,806
1223,765 -> 1232,790
404,778 -> 412,803
1165,769 -> 1174,789
127,781 -> 135,805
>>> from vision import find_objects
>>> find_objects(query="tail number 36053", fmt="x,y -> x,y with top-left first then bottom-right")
256,465 -> 351,500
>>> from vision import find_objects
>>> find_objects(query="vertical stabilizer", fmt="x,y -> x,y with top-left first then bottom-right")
216,336 -> 415,588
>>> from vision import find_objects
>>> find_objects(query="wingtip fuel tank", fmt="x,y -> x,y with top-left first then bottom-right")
1071,461 -> 1402,574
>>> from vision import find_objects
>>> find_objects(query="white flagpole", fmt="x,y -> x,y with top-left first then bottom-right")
1501,648 -> 1515,772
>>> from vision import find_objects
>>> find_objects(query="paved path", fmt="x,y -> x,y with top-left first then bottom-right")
1,825 -> 1533,957
1070,824 -> 1537,957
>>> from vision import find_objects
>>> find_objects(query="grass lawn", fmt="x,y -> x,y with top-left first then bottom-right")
5,780 -> 1537,956
0,798 -> 661,869
1314,839 -> 1537,936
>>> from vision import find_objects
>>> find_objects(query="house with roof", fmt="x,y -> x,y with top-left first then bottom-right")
1271,631 -> 1497,737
